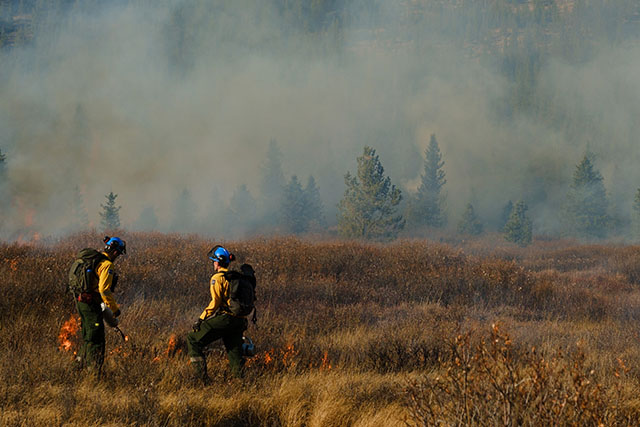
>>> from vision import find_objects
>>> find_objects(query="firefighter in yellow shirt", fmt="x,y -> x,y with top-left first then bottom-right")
187,245 -> 249,383
75,236 -> 126,375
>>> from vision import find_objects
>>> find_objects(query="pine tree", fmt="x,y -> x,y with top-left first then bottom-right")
338,146 -> 404,241
303,175 -> 325,231
0,148 -> 6,226
133,205 -> 159,231
171,188 -> 197,232
202,185 -> 224,235
632,188 -> 640,241
458,203 -> 483,236
499,200 -> 514,231
71,185 -> 89,230
259,139 -> 285,224
229,184 -> 257,228
0,147 -> 6,183
281,175 -> 307,234
409,134 -> 447,228
565,153 -> 610,239
504,200 -> 532,246
100,192 -> 121,231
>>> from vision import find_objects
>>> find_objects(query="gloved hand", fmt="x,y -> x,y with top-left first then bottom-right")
113,309 -> 121,318
192,319 -> 203,332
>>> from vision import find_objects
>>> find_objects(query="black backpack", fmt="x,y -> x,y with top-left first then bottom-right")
223,264 -> 257,321
68,248 -> 108,296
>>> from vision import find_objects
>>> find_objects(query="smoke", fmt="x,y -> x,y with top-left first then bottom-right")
0,1 -> 639,239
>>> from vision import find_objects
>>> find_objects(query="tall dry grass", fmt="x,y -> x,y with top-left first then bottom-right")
2,231 -> 640,425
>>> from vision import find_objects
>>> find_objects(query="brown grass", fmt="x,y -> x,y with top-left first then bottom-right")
2,231 -> 640,425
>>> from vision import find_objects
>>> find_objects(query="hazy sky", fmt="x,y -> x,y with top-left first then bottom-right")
1,1 -> 638,238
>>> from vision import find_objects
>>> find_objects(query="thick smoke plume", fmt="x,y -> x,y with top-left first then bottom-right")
1,1 -> 638,239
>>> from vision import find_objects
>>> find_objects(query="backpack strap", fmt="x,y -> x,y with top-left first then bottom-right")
87,251 -> 109,288
216,271 -> 234,316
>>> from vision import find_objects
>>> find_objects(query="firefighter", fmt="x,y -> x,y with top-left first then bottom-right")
187,245 -> 248,383
75,236 -> 126,376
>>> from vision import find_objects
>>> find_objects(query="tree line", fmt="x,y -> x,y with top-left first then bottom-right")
334,137 -> 636,245
3,136 -> 638,246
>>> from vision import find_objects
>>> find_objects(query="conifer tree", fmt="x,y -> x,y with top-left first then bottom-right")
458,203 -> 483,236
303,175 -> 325,230
259,139 -> 285,224
229,184 -> 257,228
134,205 -> 159,231
171,188 -> 197,231
565,153 -> 610,239
0,147 -> 5,197
632,188 -> 640,241
499,200 -> 514,231
281,175 -> 307,234
338,146 -> 404,241
0,147 -> 6,184
504,200 -> 532,246
0,148 -> 6,226
408,134 -> 447,228
71,185 -> 89,230
100,192 -> 121,231
202,185 -> 224,235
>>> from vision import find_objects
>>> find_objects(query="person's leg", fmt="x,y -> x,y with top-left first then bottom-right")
222,331 -> 245,378
76,301 -> 104,376
222,317 -> 248,378
187,316 -> 225,382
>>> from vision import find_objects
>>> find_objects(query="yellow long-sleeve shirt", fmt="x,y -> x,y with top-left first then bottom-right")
93,252 -> 120,314
199,267 -> 231,320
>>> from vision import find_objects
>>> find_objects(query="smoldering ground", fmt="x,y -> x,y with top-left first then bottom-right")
0,1 -> 639,238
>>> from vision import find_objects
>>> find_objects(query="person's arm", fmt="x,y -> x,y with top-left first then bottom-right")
97,260 -> 120,315
199,274 -> 224,319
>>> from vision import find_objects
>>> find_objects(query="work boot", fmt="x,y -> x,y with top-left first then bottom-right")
190,359 -> 210,386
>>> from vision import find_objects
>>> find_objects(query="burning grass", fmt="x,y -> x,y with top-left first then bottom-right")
2,231 -> 640,425
57,315 -> 80,353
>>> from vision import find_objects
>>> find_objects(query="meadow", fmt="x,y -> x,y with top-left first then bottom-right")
2,232 -> 640,426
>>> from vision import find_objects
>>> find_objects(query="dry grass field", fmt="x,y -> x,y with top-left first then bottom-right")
2,232 -> 640,425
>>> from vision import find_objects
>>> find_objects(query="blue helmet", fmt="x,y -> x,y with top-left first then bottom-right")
104,236 -> 127,254
208,245 -> 230,266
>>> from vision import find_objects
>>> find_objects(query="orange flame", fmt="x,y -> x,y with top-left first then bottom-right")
320,351 -> 332,371
58,315 -> 80,353
248,343 -> 300,369
282,343 -> 298,369
165,334 -> 180,356
109,340 -> 131,357
153,334 -> 182,362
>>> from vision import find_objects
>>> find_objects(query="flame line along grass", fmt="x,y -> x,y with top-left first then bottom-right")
58,315 -> 80,353
57,316 -> 335,372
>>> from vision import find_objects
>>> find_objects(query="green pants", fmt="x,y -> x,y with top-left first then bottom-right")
76,300 -> 105,374
187,313 -> 248,378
